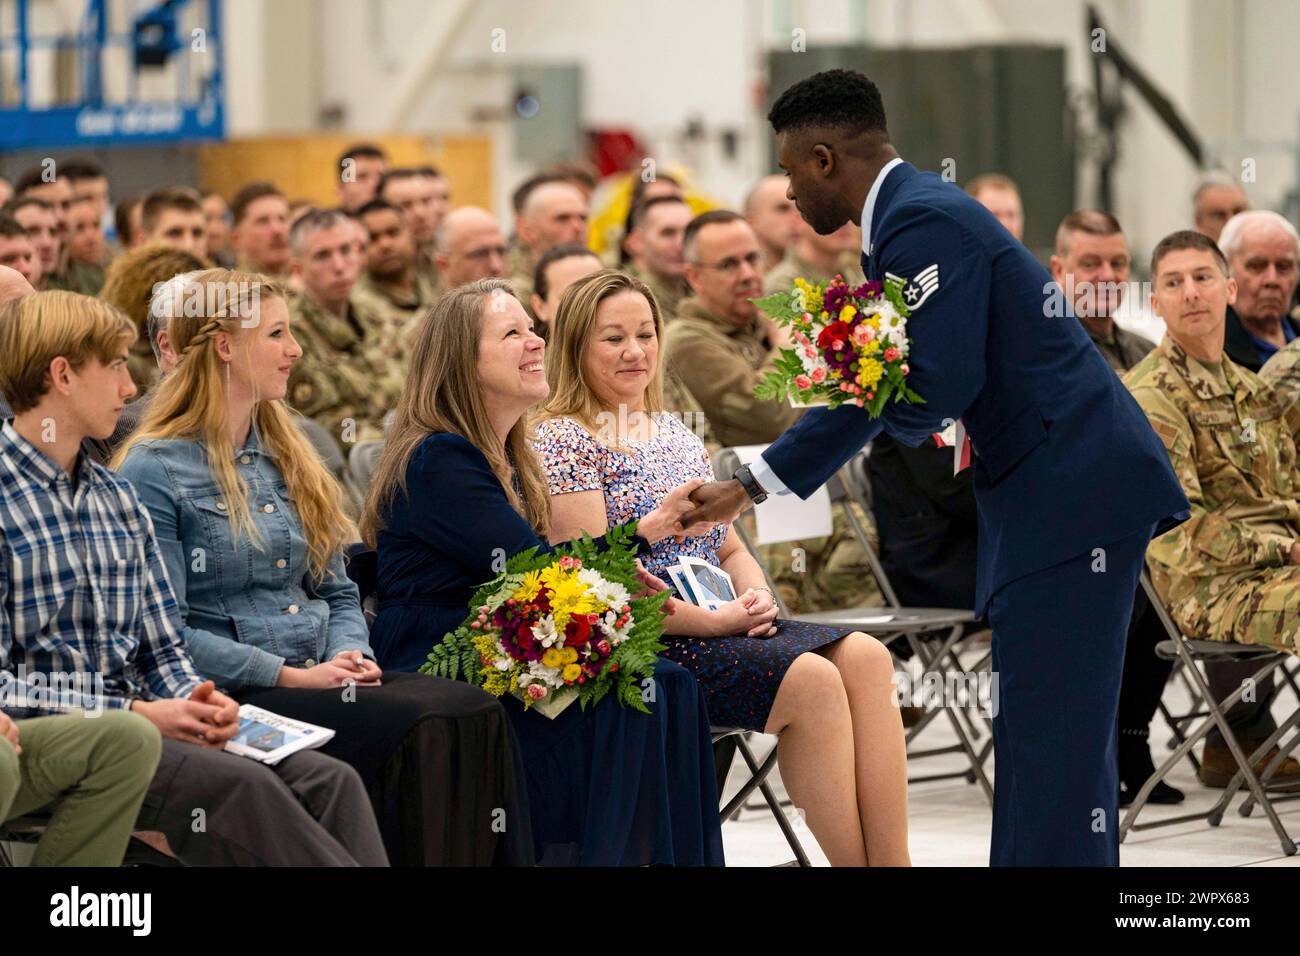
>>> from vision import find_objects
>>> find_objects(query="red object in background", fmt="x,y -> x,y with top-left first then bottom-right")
587,129 -> 646,177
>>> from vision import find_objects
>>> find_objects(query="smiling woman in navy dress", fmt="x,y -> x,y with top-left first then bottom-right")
360,278 -> 724,866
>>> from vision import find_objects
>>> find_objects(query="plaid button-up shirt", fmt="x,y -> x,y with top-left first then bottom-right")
0,421 -> 202,717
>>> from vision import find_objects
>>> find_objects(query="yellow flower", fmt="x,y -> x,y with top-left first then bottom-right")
562,663 -> 582,683
839,304 -> 857,323
561,646 -> 579,664
794,277 -> 823,314
513,570 -> 544,603
861,339 -> 880,356
542,648 -> 563,668
857,357 -> 884,388
472,634 -> 498,659
540,564 -> 598,629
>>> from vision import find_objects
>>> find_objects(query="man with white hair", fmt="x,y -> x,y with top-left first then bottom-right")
1218,210 -> 1300,372
1193,170 -> 1250,245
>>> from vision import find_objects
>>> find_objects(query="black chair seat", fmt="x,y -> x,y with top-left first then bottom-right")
1154,639 -> 1280,662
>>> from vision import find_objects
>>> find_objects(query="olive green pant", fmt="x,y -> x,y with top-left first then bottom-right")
0,710 -> 162,866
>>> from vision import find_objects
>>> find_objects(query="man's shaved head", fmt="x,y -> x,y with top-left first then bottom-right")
0,264 -> 34,305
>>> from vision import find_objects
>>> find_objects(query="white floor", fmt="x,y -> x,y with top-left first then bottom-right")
719,656 -> 1300,867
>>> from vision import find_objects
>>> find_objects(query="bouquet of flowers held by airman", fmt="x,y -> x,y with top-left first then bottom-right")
421,523 -> 666,719
754,274 -> 925,416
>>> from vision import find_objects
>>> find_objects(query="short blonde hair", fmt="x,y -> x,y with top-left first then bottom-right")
0,290 -> 135,413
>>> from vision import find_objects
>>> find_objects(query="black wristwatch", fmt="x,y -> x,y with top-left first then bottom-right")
734,464 -> 768,505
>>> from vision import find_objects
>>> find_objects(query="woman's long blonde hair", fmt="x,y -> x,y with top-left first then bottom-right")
534,269 -> 665,439
359,278 -> 551,547
112,268 -> 354,582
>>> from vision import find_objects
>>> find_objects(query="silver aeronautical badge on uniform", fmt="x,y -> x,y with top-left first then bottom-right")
886,263 -> 940,310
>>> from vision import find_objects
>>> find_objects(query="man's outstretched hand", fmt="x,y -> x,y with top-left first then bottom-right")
681,479 -> 753,527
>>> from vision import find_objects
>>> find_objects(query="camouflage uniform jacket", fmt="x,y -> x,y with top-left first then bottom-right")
47,258 -> 106,295
415,245 -> 444,300
287,292 -> 407,449
762,247 -> 865,296
1260,334 -> 1300,408
352,269 -> 438,322
1083,320 -> 1157,375
628,264 -> 687,320
662,296 -> 799,448
507,244 -> 538,320
1123,335 -> 1300,638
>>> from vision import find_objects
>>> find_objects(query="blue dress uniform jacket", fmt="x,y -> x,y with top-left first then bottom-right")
757,160 -> 1190,866
761,162 -> 1189,613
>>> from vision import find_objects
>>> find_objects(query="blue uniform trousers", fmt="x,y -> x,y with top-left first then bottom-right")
987,524 -> 1153,866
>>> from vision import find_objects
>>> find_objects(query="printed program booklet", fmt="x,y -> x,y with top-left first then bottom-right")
224,704 -> 335,766
666,556 -> 738,611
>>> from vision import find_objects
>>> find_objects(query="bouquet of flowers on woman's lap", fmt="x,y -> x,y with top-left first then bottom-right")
753,274 -> 925,416
421,523 -> 667,719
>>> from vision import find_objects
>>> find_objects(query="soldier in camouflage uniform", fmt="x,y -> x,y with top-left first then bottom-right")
352,199 -> 438,331
1125,233 -> 1300,655
624,195 -> 693,321
762,219 -> 865,296
285,210 -> 406,454
509,179 -> 590,320
670,210 -> 882,612
1259,334 -> 1300,406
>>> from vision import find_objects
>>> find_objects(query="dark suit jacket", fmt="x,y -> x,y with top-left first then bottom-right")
868,434 -> 978,611
762,162 -> 1189,613
1221,305 -> 1300,373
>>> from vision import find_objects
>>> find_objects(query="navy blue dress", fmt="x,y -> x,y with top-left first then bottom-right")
368,432 -> 724,866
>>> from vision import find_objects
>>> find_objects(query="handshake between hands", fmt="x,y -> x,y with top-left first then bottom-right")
637,477 -> 755,544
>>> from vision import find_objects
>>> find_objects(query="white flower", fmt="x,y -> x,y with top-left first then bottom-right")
578,568 -> 629,612
528,659 -> 565,688
531,616 -> 559,648
878,308 -> 906,336
791,287 -> 807,312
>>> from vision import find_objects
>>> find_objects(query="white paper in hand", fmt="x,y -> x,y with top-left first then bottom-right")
731,444 -> 833,544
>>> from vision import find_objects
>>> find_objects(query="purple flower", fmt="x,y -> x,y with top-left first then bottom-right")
823,284 -> 848,314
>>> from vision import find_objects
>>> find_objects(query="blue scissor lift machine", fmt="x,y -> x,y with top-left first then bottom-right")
0,0 -> 225,149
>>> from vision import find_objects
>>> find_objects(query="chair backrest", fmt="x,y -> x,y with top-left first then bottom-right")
348,439 -> 386,500
1139,568 -> 1184,643
295,416 -> 346,478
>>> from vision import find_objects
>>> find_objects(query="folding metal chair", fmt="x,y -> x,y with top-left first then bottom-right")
711,727 -> 811,866
1120,570 -> 1300,855
0,814 -> 180,867
346,438 -> 386,506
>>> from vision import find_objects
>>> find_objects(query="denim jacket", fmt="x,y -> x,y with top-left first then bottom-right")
117,430 -> 371,692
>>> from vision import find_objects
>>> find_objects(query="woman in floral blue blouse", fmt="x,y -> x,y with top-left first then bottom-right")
533,270 -> 910,866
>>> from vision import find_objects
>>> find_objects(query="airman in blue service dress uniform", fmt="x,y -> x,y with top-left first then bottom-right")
684,69 -> 1190,866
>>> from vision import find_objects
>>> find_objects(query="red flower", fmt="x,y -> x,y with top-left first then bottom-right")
817,321 -> 850,349
564,614 -> 593,647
